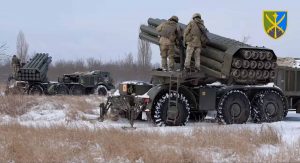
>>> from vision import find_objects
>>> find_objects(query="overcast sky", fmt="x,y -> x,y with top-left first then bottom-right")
0,0 -> 299,63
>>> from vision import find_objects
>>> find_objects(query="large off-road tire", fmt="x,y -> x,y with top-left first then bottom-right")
251,90 -> 285,123
28,85 -> 44,95
94,85 -> 108,96
217,90 -> 250,124
283,105 -> 289,118
56,84 -> 69,95
153,92 -> 190,126
70,85 -> 85,95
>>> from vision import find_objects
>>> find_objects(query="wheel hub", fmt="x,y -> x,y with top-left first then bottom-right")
167,102 -> 179,119
98,88 -> 107,95
265,102 -> 276,116
230,103 -> 241,117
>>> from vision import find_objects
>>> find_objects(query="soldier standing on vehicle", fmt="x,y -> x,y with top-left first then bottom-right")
156,16 -> 182,71
184,13 -> 209,72
11,55 -> 20,77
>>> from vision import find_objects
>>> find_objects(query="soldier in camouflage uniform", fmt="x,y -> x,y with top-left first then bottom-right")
184,13 -> 208,72
156,16 -> 182,71
11,55 -> 20,77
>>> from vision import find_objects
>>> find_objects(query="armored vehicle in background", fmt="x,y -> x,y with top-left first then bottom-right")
100,18 -> 288,127
48,70 -> 114,96
6,53 -> 115,96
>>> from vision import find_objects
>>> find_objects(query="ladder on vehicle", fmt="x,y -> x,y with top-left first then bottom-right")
167,74 -> 181,124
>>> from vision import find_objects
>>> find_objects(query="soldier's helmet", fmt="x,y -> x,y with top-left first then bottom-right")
169,16 -> 179,23
193,13 -> 201,19
13,55 -> 16,57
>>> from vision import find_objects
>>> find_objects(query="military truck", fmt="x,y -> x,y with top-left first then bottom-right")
100,18 -> 288,127
48,71 -> 115,96
275,65 -> 300,114
7,53 -> 115,96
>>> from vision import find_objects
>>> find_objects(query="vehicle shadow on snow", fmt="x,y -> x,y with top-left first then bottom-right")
284,112 -> 300,122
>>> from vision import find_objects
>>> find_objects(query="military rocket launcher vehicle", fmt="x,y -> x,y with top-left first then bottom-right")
6,53 -> 53,95
16,53 -> 52,82
100,17 -> 290,128
7,53 -> 115,96
140,18 -> 277,85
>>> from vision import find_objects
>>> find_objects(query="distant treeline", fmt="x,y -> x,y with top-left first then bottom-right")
0,53 -> 156,85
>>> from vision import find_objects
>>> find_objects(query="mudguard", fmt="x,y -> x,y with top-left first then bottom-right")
144,84 -> 197,112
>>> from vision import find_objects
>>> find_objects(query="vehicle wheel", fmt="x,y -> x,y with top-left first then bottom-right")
94,85 -> 108,96
56,84 -> 69,95
153,92 -> 190,126
70,85 -> 84,95
283,105 -> 289,118
28,85 -> 43,95
217,90 -> 250,124
251,90 -> 285,123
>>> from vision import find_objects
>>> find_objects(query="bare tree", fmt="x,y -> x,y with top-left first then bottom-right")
137,39 -> 152,68
86,57 -> 102,70
124,53 -> 134,66
0,43 -> 8,65
16,31 -> 29,63
0,43 -> 6,54
242,36 -> 250,43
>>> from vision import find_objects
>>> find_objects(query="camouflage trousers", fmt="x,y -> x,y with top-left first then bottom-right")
12,65 -> 20,78
160,45 -> 175,70
184,46 -> 201,69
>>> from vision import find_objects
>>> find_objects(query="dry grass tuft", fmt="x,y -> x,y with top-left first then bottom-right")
0,95 -> 36,116
0,95 -> 101,119
258,125 -> 282,145
0,123 -> 290,163
0,83 -> 5,92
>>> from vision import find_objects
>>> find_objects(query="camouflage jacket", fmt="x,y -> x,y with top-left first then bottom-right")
184,19 -> 207,48
156,20 -> 182,46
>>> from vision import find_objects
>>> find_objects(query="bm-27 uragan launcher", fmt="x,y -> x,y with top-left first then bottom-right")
100,18 -> 289,127
140,18 -> 278,84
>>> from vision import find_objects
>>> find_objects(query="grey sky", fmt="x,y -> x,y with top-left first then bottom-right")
0,0 -> 299,63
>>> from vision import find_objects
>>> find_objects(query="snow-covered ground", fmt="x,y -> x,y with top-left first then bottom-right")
1,95 -> 300,162
1,96 -> 300,145
295,60 -> 300,68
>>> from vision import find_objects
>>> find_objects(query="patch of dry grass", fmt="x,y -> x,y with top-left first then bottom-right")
0,95 -> 36,116
0,94 -> 297,162
190,125 -> 282,156
0,95 -> 102,119
0,83 -> 5,92
0,123 -> 292,163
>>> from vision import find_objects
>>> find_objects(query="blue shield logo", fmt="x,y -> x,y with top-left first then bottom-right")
263,11 -> 287,39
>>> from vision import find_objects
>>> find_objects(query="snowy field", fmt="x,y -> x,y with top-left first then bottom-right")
1,93 -> 300,162
1,95 -> 300,139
